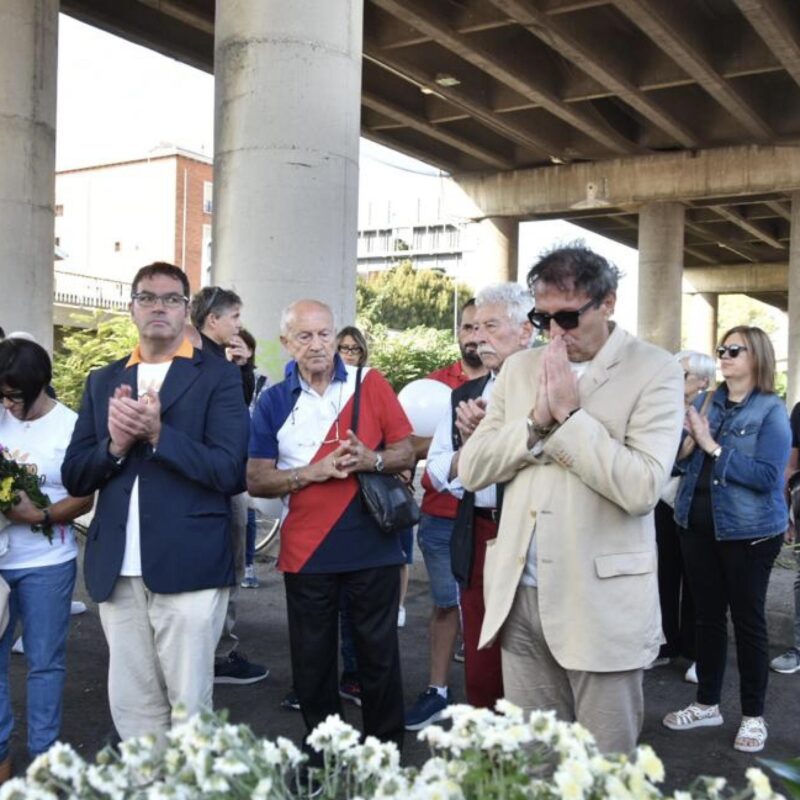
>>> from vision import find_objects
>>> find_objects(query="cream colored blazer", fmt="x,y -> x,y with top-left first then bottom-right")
458,325 -> 684,672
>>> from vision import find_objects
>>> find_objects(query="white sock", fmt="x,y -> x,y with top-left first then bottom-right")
429,685 -> 448,699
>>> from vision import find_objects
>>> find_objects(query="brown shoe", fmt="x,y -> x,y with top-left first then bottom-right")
0,756 -> 11,784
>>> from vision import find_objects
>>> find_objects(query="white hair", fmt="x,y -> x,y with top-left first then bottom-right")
279,299 -> 336,336
675,350 -> 716,382
475,283 -> 533,327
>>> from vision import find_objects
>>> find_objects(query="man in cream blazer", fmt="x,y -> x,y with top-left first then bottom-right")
459,245 -> 684,754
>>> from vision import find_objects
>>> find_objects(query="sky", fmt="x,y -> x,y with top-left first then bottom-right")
56,13 -> 640,331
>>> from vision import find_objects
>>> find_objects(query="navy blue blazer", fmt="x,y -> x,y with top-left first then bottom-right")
62,347 -> 249,603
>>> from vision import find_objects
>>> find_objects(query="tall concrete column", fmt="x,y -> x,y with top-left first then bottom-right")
787,192 -> 800,408
0,0 -> 58,352
637,202 -> 685,352
684,292 -> 718,357
466,217 -> 519,288
213,0 -> 363,377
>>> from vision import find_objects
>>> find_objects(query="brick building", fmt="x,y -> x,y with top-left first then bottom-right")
55,146 -> 213,293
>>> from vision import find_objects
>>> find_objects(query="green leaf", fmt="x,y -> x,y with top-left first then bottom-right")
759,757 -> 800,800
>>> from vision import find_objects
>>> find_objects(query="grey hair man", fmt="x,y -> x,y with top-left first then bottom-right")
406,283 -> 533,730
458,245 -> 684,754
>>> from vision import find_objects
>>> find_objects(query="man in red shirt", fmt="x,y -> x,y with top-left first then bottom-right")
406,299 -> 486,730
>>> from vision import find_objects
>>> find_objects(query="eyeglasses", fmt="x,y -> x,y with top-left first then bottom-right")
132,292 -> 188,309
0,389 -> 24,404
716,344 -> 749,359
338,345 -> 363,355
527,298 -> 597,331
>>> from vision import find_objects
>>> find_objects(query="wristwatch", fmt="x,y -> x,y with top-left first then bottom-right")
709,445 -> 722,460
374,453 -> 385,472
526,416 -> 554,439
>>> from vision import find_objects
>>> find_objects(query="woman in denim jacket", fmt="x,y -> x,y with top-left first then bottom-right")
663,326 -> 790,754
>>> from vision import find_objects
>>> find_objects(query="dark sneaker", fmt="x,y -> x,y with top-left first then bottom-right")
280,689 -> 301,711
770,648 -> 800,674
214,651 -> 269,685
339,676 -> 362,707
405,687 -> 450,731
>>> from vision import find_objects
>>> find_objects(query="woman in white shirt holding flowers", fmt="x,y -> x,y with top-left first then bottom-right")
0,339 -> 92,782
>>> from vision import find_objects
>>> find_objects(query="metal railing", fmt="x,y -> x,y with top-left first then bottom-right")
54,270 -> 130,312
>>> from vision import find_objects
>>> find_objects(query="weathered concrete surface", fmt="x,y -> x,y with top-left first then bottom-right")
682,292 -> 718,359
455,146 -> 800,219
0,0 -> 58,351
212,0 -> 363,379
638,202 -> 684,353
683,263 -> 788,294
466,216 -> 519,287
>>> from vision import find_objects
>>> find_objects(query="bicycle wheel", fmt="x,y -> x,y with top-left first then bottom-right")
254,516 -> 280,553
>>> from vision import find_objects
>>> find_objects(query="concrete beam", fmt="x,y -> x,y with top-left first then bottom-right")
454,145 -> 800,218
707,205 -> 785,250
612,0 -> 772,140
370,0 -> 639,155
682,262 -> 787,294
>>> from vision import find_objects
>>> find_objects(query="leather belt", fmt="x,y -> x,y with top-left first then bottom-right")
474,507 -> 499,522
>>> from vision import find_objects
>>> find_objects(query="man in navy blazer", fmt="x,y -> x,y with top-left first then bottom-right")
62,261 -> 249,742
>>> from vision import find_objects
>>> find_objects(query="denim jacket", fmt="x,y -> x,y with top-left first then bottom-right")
674,385 -> 790,540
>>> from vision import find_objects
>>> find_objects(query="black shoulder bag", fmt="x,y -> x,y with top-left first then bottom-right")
352,367 -> 421,533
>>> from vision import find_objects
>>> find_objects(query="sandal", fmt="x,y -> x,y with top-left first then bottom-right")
734,716 -> 767,753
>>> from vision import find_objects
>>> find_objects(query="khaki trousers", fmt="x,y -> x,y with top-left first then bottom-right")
99,577 -> 229,741
501,585 -> 643,755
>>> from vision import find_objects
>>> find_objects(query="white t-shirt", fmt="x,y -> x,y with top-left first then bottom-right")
0,402 -> 79,569
120,360 -> 172,576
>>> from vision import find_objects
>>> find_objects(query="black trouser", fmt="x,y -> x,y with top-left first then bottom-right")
655,501 -> 695,660
679,522 -> 782,716
284,565 -> 404,756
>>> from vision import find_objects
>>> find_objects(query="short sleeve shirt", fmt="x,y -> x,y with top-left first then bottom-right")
249,356 -> 413,573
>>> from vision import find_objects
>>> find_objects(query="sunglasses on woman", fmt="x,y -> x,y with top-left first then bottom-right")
338,345 -> 363,355
716,344 -> 748,359
527,298 -> 597,331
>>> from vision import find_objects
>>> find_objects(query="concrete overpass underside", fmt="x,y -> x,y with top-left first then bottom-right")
4,0 -> 800,395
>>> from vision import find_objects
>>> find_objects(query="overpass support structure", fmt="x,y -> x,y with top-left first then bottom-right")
211,0 -> 363,371
0,0 -> 58,352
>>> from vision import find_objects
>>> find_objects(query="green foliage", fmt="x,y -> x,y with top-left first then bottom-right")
761,757 -> 800,800
53,313 -> 138,410
365,323 -> 459,392
718,294 -> 781,336
357,262 -> 472,331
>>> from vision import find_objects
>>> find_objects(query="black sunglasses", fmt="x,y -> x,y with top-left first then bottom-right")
716,344 -> 749,359
0,389 -> 25,403
527,298 -> 598,331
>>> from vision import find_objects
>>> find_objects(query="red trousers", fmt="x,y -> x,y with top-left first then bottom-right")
460,515 -> 504,708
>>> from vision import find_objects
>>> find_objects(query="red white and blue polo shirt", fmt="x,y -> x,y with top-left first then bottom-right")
249,356 -> 413,574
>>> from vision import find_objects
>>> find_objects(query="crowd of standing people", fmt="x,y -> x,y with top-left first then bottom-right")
0,244 -> 797,784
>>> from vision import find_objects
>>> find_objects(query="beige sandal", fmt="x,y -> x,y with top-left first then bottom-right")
734,716 -> 767,753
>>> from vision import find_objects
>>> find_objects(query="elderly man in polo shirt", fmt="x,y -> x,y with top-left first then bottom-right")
247,299 -> 414,754
63,261 -> 249,741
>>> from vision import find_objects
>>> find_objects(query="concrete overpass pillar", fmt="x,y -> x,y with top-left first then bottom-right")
637,202 -> 685,353
684,292 -> 718,357
466,217 -> 519,288
787,192 -> 800,409
0,0 -> 58,351
212,0 -> 363,377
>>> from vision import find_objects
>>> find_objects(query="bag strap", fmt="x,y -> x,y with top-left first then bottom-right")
351,366 -> 363,436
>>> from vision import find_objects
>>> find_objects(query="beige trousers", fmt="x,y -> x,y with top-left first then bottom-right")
99,577 -> 229,741
501,585 -> 643,755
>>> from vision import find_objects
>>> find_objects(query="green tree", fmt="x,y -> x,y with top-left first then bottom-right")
357,262 -> 472,331
53,313 -> 138,409
365,324 -> 459,392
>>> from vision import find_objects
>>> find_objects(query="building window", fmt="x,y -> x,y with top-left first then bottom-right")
55,204 -> 64,217
203,182 -> 213,214
114,241 -> 121,252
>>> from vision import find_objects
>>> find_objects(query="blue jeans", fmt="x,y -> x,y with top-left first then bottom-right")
0,559 -> 76,760
417,513 -> 459,608
245,507 -> 256,567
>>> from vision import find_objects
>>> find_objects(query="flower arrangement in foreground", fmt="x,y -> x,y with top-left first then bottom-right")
0,701 -> 788,800
0,446 -> 53,542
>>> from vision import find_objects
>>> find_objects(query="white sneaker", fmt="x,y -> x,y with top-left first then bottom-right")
397,606 -> 406,628
684,662 -> 698,684
663,702 -> 723,730
11,637 -> 23,655
70,601 -> 87,615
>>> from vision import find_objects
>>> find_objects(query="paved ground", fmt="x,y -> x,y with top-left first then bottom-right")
6,545 -> 799,794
